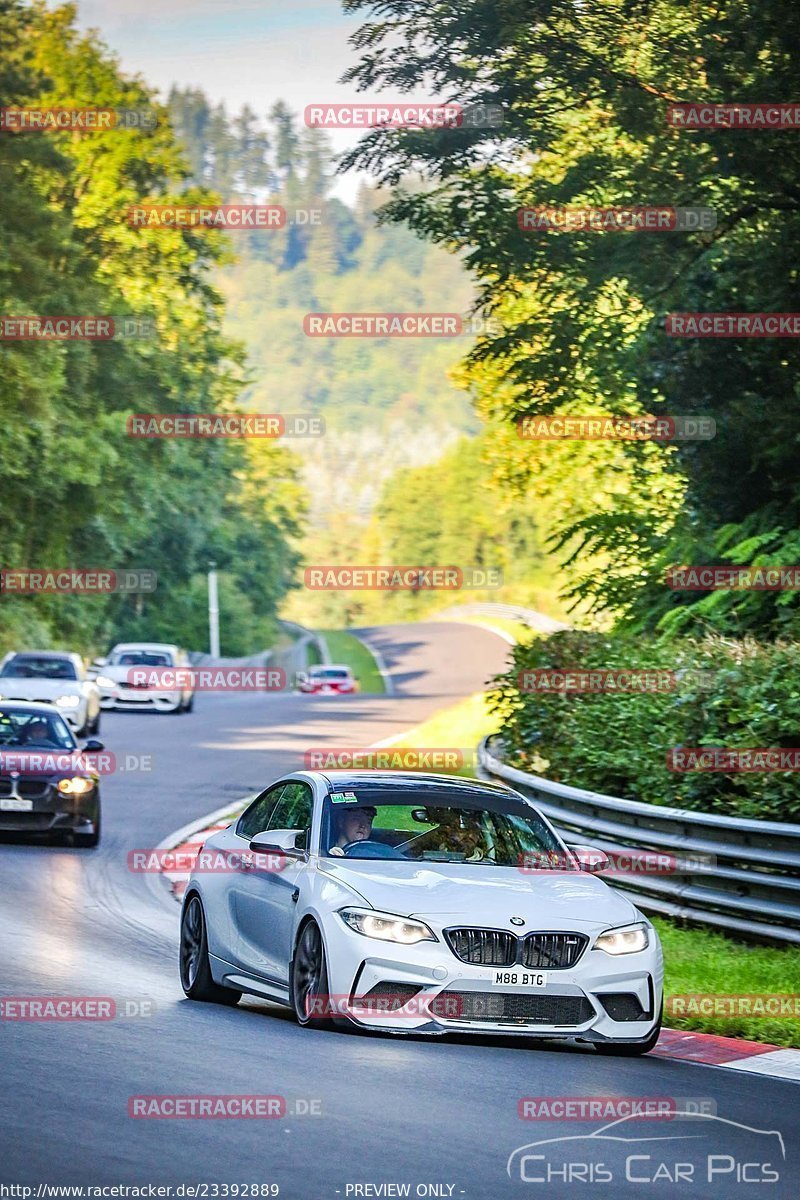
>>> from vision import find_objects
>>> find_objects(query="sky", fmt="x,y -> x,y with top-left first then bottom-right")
51,0 -> 377,198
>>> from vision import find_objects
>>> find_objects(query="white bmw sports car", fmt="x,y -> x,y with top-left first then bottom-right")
179,771 -> 663,1054
0,651 -> 101,736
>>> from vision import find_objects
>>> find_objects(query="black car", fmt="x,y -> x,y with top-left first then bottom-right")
0,702 -> 104,846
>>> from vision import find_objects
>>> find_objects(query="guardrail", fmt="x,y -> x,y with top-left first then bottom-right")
478,737 -> 800,946
188,621 -> 327,681
440,602 -> 569,635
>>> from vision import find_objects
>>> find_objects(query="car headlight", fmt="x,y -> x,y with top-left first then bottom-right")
57,777 -> 94,795
95,676 -> 115,688
338,908 -> 437,944
55,695 -> 80,707
594,922 -> 650,955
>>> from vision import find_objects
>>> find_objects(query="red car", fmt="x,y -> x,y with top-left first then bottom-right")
297,665 -> 359,695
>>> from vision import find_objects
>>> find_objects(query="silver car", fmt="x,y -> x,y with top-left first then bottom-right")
0,651 -> 101,736
180,771 -> 664,1053
92,642 -> 194,713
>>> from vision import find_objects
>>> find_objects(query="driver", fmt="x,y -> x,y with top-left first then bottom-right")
21,718 -> 58,746
329,805 -> 377,855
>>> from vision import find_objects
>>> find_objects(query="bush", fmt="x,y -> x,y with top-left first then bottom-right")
488,631 -> 800,822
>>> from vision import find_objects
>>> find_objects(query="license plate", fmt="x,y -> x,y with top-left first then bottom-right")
0,798 -> 34,812
492,970 -> 548,989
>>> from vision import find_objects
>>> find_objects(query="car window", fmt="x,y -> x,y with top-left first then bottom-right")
109,650 -> 172,667
1,656 -> 78,681
0,710 -> 76,749
320,795 -> 565,863
237,784 -> 287,840
264,782 -> 314,849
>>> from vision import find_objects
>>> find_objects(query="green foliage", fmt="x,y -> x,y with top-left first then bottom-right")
319,629 -> 385,694
0,2 -> 304,657
342,0 -> 800,636
489,629 -> 800,821
166,86 -> 478,439
285,435 -> 568,627
119,572 -> 278,658
656,918 -> 800,1047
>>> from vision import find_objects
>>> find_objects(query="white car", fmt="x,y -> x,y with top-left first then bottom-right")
179,771 -> 664,1053
296,665 -> 359,695
0,651 -> 101,736
92,642 -> 194,713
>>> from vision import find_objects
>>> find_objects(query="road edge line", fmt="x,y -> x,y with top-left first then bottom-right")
144,797 -> 253,910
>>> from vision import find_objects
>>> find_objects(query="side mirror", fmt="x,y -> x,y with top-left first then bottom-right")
248,828 -> 306,859
570,844 -> 610,873
82,739 -> 105,753
92,657 -> 107,667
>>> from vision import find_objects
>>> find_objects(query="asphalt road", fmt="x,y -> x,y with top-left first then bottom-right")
0,622 -> 797,1199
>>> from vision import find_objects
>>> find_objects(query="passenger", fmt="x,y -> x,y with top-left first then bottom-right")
413,807 -> 485,860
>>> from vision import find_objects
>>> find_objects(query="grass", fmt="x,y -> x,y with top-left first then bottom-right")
654,918 -> 800,1047
380,691 -> 501,777
320,629 -> 386,694
382,693 -> 800,1047
305,638 -> 323,667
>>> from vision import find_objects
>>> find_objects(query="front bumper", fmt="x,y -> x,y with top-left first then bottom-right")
0,782 -> 99,835
322,916 -> 663,1041
99,685 -> 182,710
0,696 -> 85,728
299,685 -> 356,695
60,704 -> 86,729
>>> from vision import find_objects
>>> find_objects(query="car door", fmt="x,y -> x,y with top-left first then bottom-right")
204,782 -> 285,947
231,781 -> 314,984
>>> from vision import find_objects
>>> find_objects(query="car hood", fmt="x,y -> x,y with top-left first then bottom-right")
0,678 -> 80,697
317,860 -> 638,931
100,665 -> 174,683
100,666 -> 138,681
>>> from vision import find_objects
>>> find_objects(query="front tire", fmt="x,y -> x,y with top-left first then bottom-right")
180,894 -> 241,1006
291,920 -> 338,1028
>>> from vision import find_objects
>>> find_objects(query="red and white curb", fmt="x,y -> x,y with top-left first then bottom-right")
652,1027 -> 800,1084
154,800 -> 247,902
653,1028 -> 800,1080
156,809 -> 800,1083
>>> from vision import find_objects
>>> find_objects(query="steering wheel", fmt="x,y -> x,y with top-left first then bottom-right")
341,839 -> 403,859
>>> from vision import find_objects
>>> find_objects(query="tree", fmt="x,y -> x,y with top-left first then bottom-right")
0,1 -> 305,654
341,0 -> 800,635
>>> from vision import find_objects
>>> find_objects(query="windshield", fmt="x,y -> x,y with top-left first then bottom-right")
0,709 -> 77,749
320,792 -> 566,865
1,655 -> 78,681
311,668 -> 350,680
109,649 -> 173,666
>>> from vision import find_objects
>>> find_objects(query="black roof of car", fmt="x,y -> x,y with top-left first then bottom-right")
317,770 -> 523,807
12,650 -> 76,659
